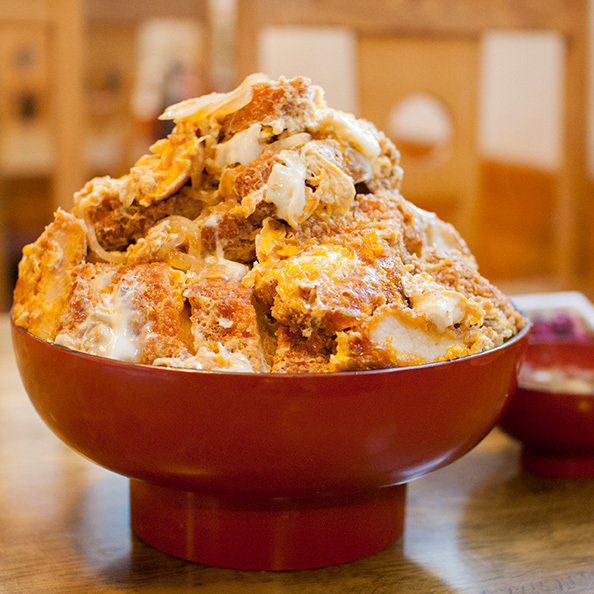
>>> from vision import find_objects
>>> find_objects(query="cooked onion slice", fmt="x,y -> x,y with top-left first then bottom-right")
159,73 -> 270,122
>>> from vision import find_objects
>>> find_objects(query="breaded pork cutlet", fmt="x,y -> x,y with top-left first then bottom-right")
13,74 -> 524,372
13,209 -> 87,341
185,277 -> 266,372
55,262 -> 191,364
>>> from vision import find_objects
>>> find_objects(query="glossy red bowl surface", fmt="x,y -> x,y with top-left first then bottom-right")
499,339 -> 594,478
12,317 -> 529,569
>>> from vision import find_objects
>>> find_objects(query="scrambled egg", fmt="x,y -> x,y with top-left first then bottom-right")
12,75 -> 524,372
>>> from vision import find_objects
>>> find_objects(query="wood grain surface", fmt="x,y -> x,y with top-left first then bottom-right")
2,314 -> 594,593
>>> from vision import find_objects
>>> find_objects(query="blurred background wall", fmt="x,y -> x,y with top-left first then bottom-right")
0,0 -> 592,311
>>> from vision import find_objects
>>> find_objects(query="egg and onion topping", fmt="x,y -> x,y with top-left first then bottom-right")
13,75 -> 524,372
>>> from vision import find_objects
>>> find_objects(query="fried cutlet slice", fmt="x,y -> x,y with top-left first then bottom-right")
218,152 -> 279,203
419,247 -> 525,335
200,200 -> 275,264
76,176 -> 203,253
252,241 -> 389,340
55,262 -> 191,364
12,209 -> 87,341
328,276 -> 511,372
329,301 -> 464,372
271,325 -> 330,373
185,277 -> 267,372
218,76 -> 318,138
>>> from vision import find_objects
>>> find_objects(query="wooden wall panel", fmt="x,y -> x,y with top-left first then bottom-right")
86,25 -> 137,177
358,36 -> 480,249
474,161 -> 556,282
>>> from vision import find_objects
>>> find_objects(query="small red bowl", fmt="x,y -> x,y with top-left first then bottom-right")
11,317 -> 529,569
499,339 -> 594,478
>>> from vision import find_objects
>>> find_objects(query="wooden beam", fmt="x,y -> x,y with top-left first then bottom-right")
49,0 -> 86,210
237,0 -> 586,38
0,0 -> 50,22
83,0 -> 207,25
555,24 -> 590,287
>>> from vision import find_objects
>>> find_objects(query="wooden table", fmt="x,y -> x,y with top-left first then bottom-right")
2,313 -> 594,593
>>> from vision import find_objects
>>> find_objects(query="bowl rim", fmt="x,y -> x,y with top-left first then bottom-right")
11,311 -> 531,379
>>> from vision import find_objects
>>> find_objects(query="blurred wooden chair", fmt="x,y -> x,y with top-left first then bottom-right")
234,0 -> 589,290
0,0 -> 85,310
0,0 -> 86,208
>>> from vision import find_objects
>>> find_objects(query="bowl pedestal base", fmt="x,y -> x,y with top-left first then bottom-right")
129,479 -> 407,570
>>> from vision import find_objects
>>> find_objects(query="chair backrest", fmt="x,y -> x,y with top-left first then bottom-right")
0,0 -> 85,310
234,0 -> 590,290
357,35 -> 480,248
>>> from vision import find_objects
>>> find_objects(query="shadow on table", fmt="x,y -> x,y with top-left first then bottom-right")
99,535 -> 458,594
65,474 -> 454,594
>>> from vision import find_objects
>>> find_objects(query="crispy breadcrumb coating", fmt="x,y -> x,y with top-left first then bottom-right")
13,75 -> 524,372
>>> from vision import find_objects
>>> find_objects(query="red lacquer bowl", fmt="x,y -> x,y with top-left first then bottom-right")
499,339 -> 594,478
12,317 -> 529,569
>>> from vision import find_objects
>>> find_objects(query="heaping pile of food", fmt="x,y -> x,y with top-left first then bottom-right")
12,74 -> 524,373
